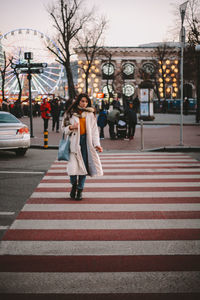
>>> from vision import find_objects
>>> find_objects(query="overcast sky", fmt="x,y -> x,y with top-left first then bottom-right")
0,0 -> 182,47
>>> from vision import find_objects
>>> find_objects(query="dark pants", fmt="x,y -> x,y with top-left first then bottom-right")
70,134 -> 88,190
128,122 -> 136,138
52,116 -> 59,131
100,127 -> 104,138
108,120 -> 115,139
43,118 -> 49,131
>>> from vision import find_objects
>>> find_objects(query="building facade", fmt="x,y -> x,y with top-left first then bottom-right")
75,44 -> 195,103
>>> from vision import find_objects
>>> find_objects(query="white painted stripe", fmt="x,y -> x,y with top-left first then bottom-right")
100,163 -> 200,167
0,211 -> 15,215
100,153 -> 191,156
47,168 -> 200,173
0,240 -> 199,255
38,182 -> 200,188
0,171 -> 44,174
0,272 -> 199,293
99,152 -> 189,155
50,163 -> 200,168
23,203 -> 200,212
52,159 -> 197,165
0,226 -> 8,230
11,219 -> 200,230
43,174 -> 200,180
30,191 -> 200,198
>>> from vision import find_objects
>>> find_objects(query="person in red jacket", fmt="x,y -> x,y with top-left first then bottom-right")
40,97 -> 51,131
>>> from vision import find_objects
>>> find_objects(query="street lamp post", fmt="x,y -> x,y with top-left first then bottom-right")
11,53 -> 47,138
195,45 -> 200,123
179,1 -> 188,146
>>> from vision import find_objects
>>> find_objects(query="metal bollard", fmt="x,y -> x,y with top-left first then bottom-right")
44,130 -> 48,149
140,120 -> 144,150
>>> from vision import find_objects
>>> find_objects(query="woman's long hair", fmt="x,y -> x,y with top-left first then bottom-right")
66,93 -> 93,116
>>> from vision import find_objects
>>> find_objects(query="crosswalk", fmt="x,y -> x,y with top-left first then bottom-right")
0,152 -> 200,299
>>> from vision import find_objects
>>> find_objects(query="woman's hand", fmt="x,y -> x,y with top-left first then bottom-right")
69,122 -> 78,130
95,146 -> 103,153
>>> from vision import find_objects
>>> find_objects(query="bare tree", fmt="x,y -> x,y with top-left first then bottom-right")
47,0 -> 92,100
0,51 -> 11,106
75,16 -> 107,94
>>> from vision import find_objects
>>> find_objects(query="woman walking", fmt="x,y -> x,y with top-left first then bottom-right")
61,93 -> 103,200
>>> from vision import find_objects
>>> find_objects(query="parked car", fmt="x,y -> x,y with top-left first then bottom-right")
0,111 -> 30,156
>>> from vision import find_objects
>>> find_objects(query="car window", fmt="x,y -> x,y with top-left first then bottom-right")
0,113 -> 20,123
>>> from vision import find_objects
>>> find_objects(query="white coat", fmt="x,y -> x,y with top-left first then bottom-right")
61,110 -> 103,177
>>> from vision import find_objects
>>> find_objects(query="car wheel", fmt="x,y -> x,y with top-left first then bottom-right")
15,148 -> 28,156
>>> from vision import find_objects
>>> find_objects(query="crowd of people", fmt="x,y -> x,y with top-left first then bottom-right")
97,96 -> 139,141
0,94 -> 140,140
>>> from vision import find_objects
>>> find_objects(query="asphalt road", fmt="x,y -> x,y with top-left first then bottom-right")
0,148 -> 58,240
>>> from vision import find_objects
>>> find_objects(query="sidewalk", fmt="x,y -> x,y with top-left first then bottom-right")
22,113 -> 200,152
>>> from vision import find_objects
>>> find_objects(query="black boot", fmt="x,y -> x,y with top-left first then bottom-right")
76,189 -> 83,200
70,184 -> 77,199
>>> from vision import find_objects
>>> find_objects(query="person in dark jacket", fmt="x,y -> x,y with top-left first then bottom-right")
51,98 -> 61,132
124,100 -> 137,140
97,109 -> 107,139
107,108 -> 120,139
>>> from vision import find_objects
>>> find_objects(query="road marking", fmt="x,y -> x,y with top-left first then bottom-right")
0,226 -> 8,230
0,272 -> 199,293
38,182 -> 200,188
30,191 -> 200,198
1,240 -> 199,255
0,171 -> 44,174
23,203 -> 200,212
0,212 -> 15,215
11,219 -> 200,230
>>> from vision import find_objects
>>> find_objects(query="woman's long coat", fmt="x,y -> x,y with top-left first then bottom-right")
61,111 -> 103,177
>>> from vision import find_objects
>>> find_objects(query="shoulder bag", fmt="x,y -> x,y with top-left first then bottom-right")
58,133 -> 70,161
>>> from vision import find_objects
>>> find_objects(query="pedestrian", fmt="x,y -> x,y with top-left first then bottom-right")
183,97 -> 190,115
51,98 -> 61,132
124,100 -> 137,140
61,93 -> 103,200
112,98 -> 121,110
97,108 -> 107,139
40,97 -> 51,131
133,96 -> 140,113
107,108 -> 120,139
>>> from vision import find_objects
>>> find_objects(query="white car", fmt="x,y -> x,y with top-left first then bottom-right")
0,111 -> 30,156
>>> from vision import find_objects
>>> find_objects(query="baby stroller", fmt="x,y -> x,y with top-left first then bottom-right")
116,114 -> 127,139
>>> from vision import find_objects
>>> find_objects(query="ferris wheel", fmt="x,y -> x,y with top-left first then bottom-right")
0,28 -> 63,96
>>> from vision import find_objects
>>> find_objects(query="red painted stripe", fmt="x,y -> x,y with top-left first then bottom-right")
0,255 -> 199,272
0,293 -> 199,300
35,186 -> 200,192
27,197 -> 200,204
17,211 -> 200,220
3,229 -> 200,241
41,178 -> 200,183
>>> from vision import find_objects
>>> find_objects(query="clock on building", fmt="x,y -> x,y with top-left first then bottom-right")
123,63 -> 135,75
102,63 -> 114,75
143,63 -> 155,74
123,84 -> 135,97
102,84 -> 113,95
